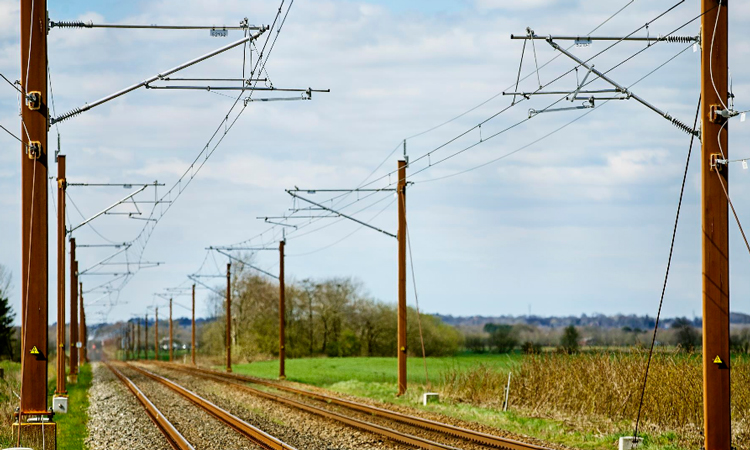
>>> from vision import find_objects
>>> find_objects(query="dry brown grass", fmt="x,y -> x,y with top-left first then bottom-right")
440,351 -> 749,449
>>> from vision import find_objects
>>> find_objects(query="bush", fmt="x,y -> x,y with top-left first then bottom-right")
521,341 -> 541,354
672,317 -> 700,352
560,325 -> 579,353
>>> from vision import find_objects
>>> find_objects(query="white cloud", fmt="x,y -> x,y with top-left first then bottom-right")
1,0 -> 749,323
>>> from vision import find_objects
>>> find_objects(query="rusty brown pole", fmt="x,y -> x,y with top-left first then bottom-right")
55,156 -> 66,396
145,314 -> 149,360
397,159 -> 407,396
169,298 -> 173,362
70,246 -> 78,381
79,283 -> 85,363
137,318 -> 141,360
226,263 -> 232,373
83,305 -> 87,363
191,284 -> 196,365
279,240 -> 286,379
701,1 -> 731,448
155,307 -> 159,361
19,0 -> 49,415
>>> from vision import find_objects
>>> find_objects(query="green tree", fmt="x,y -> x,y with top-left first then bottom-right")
672,317 -> 700,352
484,324 -> 517,353
464,334 -> 487,353
0,265 -> 15,359
560,325 -> 579,354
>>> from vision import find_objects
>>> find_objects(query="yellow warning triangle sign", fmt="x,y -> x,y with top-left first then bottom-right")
713,355 -> 723,364
30,346 -> 40,355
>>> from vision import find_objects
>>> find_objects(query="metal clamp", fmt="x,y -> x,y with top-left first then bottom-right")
27,141 -> 42,159
710,153 -> 725,172
26,91 -> 41,110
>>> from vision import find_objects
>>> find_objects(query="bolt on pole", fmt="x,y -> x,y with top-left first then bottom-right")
56,156 -> 66,396
19,0 -> 50,417
397,160 -> 407,396
226,263 -> 232,373
70,251 -> 78,382
169,298 -> 173,362
701,1 -> 731,449
279,240 -> 286,379
191,284 -> 196,365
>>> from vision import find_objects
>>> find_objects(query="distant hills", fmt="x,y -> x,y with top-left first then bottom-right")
435,312 -> 750,329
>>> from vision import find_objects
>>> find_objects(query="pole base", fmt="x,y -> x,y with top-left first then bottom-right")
12,416 -> 56,450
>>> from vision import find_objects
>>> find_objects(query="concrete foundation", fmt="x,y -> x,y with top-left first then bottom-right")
11,420 -> 56,450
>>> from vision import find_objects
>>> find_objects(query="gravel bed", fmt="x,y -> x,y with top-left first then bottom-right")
85,363 -> 172,450
118,365 -> 263,450
140,363 -> 404,450
280,376 -> 568,450
147,364 -> 489,450
147,362 -> 566,450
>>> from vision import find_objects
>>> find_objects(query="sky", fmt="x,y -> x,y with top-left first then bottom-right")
1,0 -> 750,324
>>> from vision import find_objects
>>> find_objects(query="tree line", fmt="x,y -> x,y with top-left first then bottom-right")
199,263 -> 462,361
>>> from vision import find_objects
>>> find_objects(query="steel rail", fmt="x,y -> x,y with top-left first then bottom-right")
161,362 -> 554,450
104,362 -> 194,450
147,363 -> 460,450
126,364 -> 297,450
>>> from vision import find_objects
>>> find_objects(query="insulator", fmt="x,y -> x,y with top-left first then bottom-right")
51,107 -> 83,125
659,35 -> 697,43
49,20 -> 92,29
671,117 -> 699,137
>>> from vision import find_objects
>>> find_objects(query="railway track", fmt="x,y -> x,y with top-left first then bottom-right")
147,361 -> 554,450
105,361 -> 298,450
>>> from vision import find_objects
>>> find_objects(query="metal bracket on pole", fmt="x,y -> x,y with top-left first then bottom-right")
212,248 -> 279,280
51,30 -> 267,124
545,38 -> 699,137
286,191 -> 397,239
49,19 -> 267,31
68,185 -> 148,234
187,275 -> 225,296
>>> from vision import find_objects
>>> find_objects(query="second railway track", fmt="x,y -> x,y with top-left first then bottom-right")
143,361 -> 557,450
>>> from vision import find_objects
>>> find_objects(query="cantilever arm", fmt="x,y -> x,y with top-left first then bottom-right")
214,249 -> 279,280
51,29 -> 267,124
286,191 -> 396,239
68,185 -> 148,234
546,39 -> 698,136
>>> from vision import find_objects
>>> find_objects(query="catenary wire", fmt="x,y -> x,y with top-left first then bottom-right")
222,0 -> 645,247
414,41 -> 696,183
632,94 -> 701,442
334,0 -> 690,194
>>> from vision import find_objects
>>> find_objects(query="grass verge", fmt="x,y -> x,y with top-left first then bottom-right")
51,363 -> 92,450
228,355 -> 691,450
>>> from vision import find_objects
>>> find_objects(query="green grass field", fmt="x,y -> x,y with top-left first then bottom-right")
230,353 -> 522,386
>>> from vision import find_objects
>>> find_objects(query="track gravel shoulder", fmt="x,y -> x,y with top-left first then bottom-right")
118,365 -> 263,450
85,362 -> 172,450
142,363 -> 405,450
